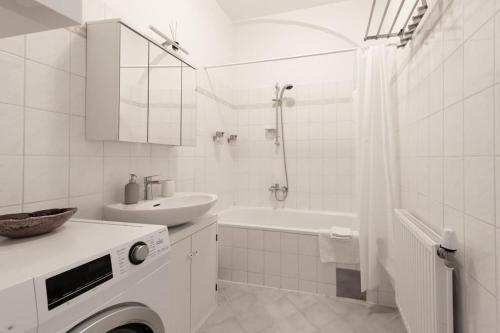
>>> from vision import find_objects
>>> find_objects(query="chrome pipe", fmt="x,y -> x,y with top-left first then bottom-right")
401,0 -> 420,33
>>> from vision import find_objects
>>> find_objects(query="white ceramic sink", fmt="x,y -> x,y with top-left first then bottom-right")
104,192 -> 218,227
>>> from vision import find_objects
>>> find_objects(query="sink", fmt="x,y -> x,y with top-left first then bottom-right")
104,192 -> 218,227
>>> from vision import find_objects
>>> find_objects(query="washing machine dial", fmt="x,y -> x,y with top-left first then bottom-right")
129,242 -> 149,265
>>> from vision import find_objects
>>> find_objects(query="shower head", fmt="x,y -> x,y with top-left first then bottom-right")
279,84 -> 294,100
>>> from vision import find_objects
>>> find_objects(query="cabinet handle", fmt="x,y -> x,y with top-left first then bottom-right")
188,250 -> 199,258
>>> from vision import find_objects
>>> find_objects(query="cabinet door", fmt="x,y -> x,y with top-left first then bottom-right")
181,64 -> 197,146
119,25 -> 149,143
148,43 -> 182,145
166,237 -> 192,333
191,223 -> 217,331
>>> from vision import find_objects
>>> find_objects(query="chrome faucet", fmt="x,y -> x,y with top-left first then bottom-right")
144,175 -> 161,200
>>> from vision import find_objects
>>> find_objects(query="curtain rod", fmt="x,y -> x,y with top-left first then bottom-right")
204,47 -> 358,69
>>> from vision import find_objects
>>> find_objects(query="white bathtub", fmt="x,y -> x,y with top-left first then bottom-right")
217,206 -> 359,296
218,206 -> 359,234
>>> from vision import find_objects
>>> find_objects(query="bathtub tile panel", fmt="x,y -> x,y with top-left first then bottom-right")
233,228 -> 248,248
219,268 -> 231,281
281,232 -> 299,254
281,277 -> 299,291
264,275 -> 281,288
232,248 -> 248,271
219,246 -> 232,269
264,231 -> 281,252
231,270 -> 248,283
247,272 -> 264,285
219,226 -> 233,247
264,252 -> 281,275
299,280 -> 317,293
298,235 -> 318,256
281,254 -> 299,278
247,250 -> 264,273
318,262 -> 337,284
248,229 -> 264,250
299,255 -> 318,281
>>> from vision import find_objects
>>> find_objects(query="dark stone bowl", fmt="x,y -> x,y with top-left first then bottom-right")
0,208 -> 77,239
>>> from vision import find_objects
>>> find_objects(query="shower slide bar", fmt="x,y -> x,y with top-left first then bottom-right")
204,47 -> 357,69
364,0 -> 428,47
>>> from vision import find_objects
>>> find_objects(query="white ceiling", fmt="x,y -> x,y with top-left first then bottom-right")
216,0 -> 348,21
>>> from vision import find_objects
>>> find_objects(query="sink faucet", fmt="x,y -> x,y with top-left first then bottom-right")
144,175 -> 161,200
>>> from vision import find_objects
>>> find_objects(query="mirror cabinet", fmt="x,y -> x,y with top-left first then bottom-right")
86,19 -> 197,146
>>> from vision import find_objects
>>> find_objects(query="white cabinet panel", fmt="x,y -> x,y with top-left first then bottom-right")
166,237 -> 191,333
191,223 -> 217,331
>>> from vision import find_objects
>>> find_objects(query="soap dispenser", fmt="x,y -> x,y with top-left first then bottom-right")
124,174 -> 139,204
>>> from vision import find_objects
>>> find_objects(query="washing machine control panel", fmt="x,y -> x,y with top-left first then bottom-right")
115,227 -> 169,276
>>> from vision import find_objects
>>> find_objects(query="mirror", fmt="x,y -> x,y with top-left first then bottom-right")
119,25 -> 149,143
181,64 -> 197,146
148,42 -> 182,145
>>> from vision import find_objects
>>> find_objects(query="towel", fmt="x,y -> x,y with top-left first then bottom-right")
318,227 -> 359,264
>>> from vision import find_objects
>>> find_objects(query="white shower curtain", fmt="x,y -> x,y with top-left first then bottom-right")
355,46 -> 400,292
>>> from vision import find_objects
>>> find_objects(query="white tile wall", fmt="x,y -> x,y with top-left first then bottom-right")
0,27 -> 236,217
397,1 -> 500,331
232,81 -> 356,212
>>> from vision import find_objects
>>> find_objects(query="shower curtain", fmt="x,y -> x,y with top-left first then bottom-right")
355,46 -> 400,292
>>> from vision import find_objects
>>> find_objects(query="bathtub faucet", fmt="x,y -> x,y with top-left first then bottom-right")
268,183 -> 287,193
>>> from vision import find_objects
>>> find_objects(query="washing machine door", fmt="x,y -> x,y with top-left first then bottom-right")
68,305 -> 165,333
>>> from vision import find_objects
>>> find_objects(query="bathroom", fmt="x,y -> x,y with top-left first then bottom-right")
0,0 -> 495,332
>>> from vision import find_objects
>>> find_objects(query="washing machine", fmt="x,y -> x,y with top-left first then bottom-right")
0,219 -> 170,333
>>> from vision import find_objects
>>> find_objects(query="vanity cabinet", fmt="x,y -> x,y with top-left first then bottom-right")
166,219 -> 217,333
86,19 -> 197,146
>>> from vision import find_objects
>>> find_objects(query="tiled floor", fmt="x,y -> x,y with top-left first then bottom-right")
197,282 -> 407,333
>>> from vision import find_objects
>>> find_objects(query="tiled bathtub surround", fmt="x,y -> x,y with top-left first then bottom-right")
395,0 -> 500,331
218,225 -> 395,306
233,81 -> 357,212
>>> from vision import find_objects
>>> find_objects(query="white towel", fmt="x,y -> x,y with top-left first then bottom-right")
318,227 -> 360,264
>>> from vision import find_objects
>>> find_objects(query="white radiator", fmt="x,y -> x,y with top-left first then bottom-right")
394,209 -> 454,333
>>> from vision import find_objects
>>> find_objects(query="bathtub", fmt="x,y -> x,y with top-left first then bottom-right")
217,206 -> 360,296
218,206 -> 359,234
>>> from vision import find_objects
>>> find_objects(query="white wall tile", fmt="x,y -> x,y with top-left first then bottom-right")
466,275 -> 497,332
26,29 -> 70,71
70,116 -> 103,156
464,19 -> 494,97
444,158 -> 464,210
24,156 -> 68,203
463,87 -> 494,156
0,51 -> 24,105
0,103 -> 23,155
0,156 -> 23,206
70,157 -> 103,197
0,35 -> 25,57
70,33 -> 86,76
443,102 -> 463,156
464,0 -> 495,39
465,215 -> 496,293
443,48 -> 463,108
70,74 -> 86,116
70,193 -> 103,219
464,157 -> 495,224
26,61 -> 70,113
25,108 -> 69,155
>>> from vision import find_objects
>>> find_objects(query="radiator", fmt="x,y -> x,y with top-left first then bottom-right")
394,209 -> 454,333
